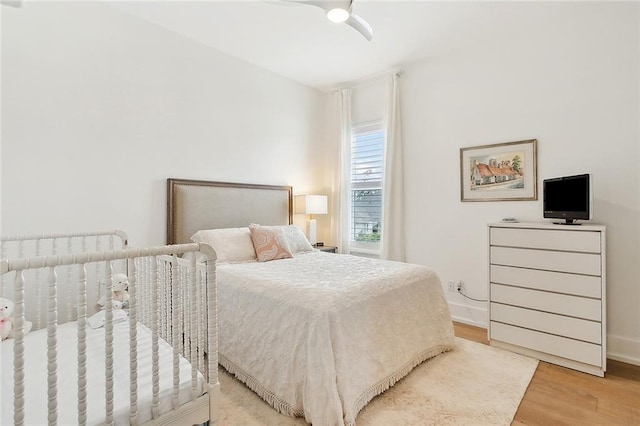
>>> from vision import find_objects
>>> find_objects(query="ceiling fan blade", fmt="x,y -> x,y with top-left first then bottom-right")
279,0 -> 351,13
275,0 -> 372,40
346,13 -> 373,41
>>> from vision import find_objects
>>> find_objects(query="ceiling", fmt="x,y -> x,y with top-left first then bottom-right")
110,1 -> 551,91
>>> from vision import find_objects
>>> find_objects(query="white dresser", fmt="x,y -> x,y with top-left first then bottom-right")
488,222 -> 606,376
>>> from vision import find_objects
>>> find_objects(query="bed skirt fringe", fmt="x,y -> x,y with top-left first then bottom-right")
221,343 -> 454,426
219,354 -> 305,418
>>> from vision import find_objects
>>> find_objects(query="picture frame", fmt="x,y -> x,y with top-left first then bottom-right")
460,139 -> 537,202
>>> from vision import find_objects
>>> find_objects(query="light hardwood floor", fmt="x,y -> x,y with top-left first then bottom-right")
453,322 -> 640,425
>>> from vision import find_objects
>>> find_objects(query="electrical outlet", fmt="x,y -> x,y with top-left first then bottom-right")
457,281 -> 463,292
447,281 -> 455,292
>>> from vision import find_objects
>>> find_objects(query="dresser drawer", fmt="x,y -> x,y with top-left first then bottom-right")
490,227 -> 601,253
490,303 -> 601,344
490,265 -> 601,298
490,283 -> 601,321
491,246 -> 601,276
491,322 -> 602,367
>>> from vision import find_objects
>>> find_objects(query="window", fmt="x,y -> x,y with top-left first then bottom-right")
350,122 -> 384,252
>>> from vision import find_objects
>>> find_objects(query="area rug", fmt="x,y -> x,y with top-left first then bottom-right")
217,337 -> 538,425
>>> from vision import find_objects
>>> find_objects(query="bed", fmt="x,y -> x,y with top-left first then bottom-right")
167,178 -> 455,426
0,230 -> 220,425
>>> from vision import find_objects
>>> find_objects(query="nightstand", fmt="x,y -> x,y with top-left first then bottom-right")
316,245 -> 337,253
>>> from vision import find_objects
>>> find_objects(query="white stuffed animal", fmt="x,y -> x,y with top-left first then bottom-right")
0,297 -> 32,341
97,273 -> 130,309
0,298 -> 14,341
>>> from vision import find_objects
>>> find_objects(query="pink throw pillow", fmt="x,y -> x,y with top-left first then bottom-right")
249,224 -> 294,262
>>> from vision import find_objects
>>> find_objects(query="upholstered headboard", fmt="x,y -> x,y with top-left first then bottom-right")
166,178 -> 293,244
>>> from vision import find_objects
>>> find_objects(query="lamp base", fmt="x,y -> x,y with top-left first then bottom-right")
307,219 -> 317,246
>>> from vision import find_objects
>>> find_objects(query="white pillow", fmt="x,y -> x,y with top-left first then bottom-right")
281,225 -> 315,254
190,227 -> 257,263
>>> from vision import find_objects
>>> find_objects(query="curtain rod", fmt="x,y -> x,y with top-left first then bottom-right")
334,68 -> 404,91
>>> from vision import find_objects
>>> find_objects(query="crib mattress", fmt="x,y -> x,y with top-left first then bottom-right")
0,319 -> 205,425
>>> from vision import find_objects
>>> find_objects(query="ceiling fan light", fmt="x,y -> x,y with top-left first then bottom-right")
326,8 -> 350,23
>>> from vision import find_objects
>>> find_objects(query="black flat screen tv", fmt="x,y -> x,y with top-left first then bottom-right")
543,174 -> 592,224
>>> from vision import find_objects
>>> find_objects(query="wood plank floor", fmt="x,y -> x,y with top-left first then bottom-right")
453,322 -> 640,425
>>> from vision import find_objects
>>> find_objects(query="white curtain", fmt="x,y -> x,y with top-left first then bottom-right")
381,72 -> 405,261
337,89 -> 353,254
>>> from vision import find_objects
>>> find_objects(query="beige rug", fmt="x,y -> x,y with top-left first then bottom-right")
217,337 -> 538,425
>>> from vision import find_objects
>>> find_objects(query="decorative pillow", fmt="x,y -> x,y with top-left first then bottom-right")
281,225 -> 314,253
248,224 -> 293,262
190,227 -> 257,263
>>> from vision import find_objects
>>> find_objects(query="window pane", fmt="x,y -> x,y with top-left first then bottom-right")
352,131 -> 383,184
351,189 -> 382,242
350,124 -> 384,244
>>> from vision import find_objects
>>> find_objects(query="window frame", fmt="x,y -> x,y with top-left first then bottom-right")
349,121 -> 384,254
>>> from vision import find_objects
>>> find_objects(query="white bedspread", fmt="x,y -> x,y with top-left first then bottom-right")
218,251 -> 455,426
1,320 -> 205,425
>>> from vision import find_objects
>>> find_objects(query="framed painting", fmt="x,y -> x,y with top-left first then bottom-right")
460,139 -> 537,202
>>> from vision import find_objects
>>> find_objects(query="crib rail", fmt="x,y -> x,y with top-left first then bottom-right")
0,229 -> 129,244
0,242 -> 218,426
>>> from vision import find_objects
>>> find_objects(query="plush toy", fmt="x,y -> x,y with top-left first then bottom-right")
97,273 -> 129,309
0,298 -> 14,341
88,300 -> 127,329
0,297 -> 32,341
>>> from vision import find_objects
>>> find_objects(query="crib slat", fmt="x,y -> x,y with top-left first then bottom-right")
179,266 -> 185,357
47,267 -> 58,425
129,259 -> 139,425
77,263 -> 88,426
207,258 -> 218,387
182,267 -> 190,367
143,258 -> 150,328
198,269 -> 206,378
190,255 -> 199,398
35,240 -> 42,330
171,254 -> 180,409
13,270 -> 25,426
105,261 -> 114,425
159,263 -> 165,341
165,263 -> 171,341
67,238 -> 73,323
151,256 -> 160,419
65,238 -> 75,323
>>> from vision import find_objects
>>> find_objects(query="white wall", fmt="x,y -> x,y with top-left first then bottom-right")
351,80 -> 386,126
1,2 -> 327,246
400,2 -> 639,364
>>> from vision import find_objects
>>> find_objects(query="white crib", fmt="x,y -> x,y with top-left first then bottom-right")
0,235 -> 220,425
1,230 -> 129,329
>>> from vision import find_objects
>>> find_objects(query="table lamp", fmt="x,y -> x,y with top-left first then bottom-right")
295,194 -> 328,246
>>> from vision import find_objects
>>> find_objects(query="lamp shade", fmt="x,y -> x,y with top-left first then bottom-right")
295,195 -> 328,215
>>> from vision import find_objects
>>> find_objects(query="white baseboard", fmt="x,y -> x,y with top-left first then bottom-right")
448,301 -> 487,329
448,302 -> 640,367
607,334 -> 640,366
